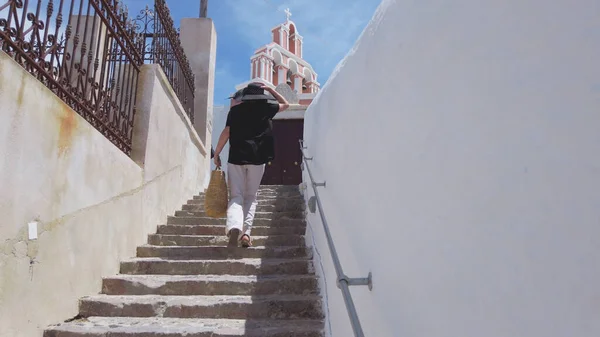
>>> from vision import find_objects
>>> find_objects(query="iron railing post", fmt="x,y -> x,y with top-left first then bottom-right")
199,0 -> 208,18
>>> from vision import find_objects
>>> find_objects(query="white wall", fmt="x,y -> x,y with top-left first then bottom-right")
302,1 -> 600,336
0,54 -> 210,337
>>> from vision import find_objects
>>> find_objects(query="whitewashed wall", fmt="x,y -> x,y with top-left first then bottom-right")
302,0 -> 600,336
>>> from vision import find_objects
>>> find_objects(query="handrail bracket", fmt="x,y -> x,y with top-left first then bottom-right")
338,272 -> 373,291
313,181 -> 326,188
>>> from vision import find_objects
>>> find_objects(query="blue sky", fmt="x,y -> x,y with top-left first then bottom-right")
122,0 -> 381,106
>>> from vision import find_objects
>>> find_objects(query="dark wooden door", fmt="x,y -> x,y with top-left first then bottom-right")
261,119 -> 304,185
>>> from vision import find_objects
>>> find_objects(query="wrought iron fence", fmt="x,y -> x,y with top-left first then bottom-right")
0,0 -> 196,155
133,0 -> 194,123
0,0 -> 144,154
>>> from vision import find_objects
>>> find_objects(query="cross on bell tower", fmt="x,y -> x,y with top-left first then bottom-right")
284,8 -> 292,22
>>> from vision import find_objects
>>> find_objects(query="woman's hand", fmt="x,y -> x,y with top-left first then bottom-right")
214,155 -> 221,168
260,84 -> 274,92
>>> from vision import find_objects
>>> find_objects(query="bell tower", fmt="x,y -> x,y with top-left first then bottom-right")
234,8 -> 320,107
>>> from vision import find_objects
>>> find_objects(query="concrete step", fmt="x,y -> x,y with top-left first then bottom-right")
148,234 -> 305,247
258,185 -> 300,192
157,225 -> 305,236
174,210 -> 305,220
187,198 -> 305,207
183,204 -> 286,212
102,274 -> 319,296
167,216 -> 305,227
44,317 -> 324,337
137,245 -> 311,260
194,193 -> 301,201
120,258 -> 314,276
193,192 -> 301,201
78,295 -> 324,320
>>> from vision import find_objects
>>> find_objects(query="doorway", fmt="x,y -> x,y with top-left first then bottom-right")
261,119 -> 304,185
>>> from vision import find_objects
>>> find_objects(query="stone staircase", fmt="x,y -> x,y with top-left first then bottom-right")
44,185 -> 324,336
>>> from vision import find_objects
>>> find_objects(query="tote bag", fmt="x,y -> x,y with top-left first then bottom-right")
205,168 -> 228,218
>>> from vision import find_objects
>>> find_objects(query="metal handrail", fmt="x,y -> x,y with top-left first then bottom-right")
299,140 -> 373,337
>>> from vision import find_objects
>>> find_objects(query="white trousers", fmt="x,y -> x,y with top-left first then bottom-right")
226,164 -> 266,237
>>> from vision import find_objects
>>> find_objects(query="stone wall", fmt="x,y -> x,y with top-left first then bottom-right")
0,53 -> 210,336
302,0 -> 600,336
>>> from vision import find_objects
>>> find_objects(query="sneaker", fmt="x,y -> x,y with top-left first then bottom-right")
227,228 -> 240,247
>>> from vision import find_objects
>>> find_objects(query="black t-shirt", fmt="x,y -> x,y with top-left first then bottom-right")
226,101 -> 279,165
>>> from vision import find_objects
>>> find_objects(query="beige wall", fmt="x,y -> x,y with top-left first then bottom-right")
0,52 -> 210,337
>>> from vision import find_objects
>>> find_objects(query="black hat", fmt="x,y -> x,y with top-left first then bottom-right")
240,83 -> 276,101
228,89 -> 244,101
